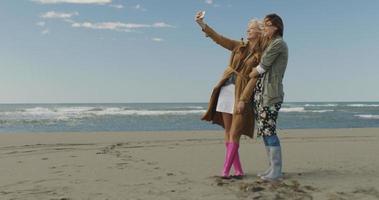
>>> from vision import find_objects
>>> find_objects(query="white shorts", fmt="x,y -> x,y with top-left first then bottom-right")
216,84 -> 235,114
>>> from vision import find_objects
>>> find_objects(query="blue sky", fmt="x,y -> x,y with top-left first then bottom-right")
0,0 -> 378,103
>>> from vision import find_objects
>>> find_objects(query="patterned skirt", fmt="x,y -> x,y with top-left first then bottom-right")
253,75 -> 282,136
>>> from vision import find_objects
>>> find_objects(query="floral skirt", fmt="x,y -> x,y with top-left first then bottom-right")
253,75 -> 282,136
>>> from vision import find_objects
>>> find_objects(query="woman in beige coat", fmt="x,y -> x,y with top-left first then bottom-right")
195,11 -> 265,179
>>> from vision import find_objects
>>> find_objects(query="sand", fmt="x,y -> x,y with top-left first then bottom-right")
0,128 -> 379,200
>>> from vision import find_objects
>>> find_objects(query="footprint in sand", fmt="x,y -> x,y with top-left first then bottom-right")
95,179 -> 108,183
0,191 -> 11,195
176,178 -> 193,185
210,176 -> 236,186
240,180 -> 317,200
116,162 -> 129,169
147,161 -> 158,165
178,171 -> 187,175
70,179 -> 82,184
97,144 -> 122,157
219,179 -> 318,200
330,187 -> 379,200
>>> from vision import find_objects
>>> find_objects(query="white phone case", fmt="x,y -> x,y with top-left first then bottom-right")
199,11 -> 205,19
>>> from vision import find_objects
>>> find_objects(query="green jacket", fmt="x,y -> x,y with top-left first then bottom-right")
260,36 -> 288,106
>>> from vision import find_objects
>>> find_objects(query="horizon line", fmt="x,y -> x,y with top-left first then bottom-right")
0,101 -> 379,104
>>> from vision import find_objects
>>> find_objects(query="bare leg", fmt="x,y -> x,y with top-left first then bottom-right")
221,112 -> 234,178
221,112 -> 233,142
229,129 -> 241,143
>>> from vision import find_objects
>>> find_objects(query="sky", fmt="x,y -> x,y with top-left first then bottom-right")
0,0 -> 378,103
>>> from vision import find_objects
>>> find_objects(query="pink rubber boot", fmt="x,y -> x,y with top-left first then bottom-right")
233,149 -> 244,177
221,142 -> 239,178
226,142 -> 244,176
223,142 -> 229,171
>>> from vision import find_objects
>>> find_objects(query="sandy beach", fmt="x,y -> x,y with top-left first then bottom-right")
0,128 -> 379,200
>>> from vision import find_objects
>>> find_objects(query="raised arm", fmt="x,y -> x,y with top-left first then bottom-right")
195,11 -> 240,51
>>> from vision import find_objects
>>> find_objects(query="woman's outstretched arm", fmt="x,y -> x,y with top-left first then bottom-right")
195,11 -> 240,51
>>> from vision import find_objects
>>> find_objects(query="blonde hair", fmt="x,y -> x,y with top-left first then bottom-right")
247,18 -> 267,63
248,18 -> 264,31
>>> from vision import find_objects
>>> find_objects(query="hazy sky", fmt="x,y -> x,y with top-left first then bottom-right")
1,0 -> 378,103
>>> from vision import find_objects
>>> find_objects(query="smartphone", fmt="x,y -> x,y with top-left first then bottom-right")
199,11 -> 206,19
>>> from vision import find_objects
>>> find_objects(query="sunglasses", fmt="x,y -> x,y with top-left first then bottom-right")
264,20 -> 273,27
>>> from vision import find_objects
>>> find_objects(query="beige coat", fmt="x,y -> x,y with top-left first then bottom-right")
201,24 -> 262,138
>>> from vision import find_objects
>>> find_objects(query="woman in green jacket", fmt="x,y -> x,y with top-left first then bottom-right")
237,13 -> 289,181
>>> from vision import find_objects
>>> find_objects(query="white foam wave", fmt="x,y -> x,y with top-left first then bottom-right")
347,104 -> 379,107
355,115 -> 379,119
304,104 -> 338,107
310,110 -> 334,113
93,109 -> 206,116
280,107 -> 333,113
184,106 -> 204,109
19,107 -> 62,119
0,106 -> 206,121
20,107 -> 95,120
55,107 -> 96,113
280,107 -> 305,112
24,107 -> 55,115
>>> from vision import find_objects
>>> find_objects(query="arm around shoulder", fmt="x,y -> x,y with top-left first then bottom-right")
239,68 -> 260,103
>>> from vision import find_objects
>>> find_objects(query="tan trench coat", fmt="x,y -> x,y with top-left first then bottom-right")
201,24 -> 262,138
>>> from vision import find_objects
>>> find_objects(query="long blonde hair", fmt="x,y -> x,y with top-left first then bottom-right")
247,19 -> 268,62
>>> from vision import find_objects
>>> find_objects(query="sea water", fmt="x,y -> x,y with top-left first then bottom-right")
0,102 -> 378,133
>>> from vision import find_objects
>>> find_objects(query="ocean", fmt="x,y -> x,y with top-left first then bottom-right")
0,102 -> 379,133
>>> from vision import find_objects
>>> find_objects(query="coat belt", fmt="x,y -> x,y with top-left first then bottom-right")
227,66 -> 249,81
